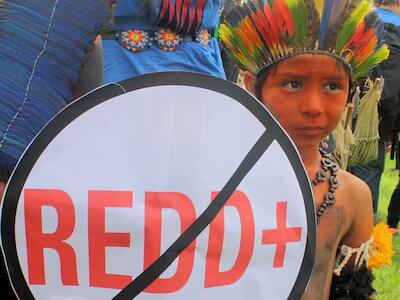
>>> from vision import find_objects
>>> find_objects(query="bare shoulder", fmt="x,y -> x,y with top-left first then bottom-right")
336,169 -> 374,246
337,169 -> 372,204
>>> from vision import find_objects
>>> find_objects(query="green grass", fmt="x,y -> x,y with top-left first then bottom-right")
373,154 -> 400,299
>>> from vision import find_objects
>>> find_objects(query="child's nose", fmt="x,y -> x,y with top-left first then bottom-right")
299,90 -> 323,117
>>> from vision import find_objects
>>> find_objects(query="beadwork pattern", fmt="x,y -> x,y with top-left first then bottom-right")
155,28 -> 182,51
196,28 -> 211,48
116,30 -> 152,52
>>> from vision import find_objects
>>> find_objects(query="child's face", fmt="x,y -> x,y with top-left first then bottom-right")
260,54 -> 350,150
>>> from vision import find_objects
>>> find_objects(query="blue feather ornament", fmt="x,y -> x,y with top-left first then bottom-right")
0,0 -> 113,173
319,0 -> 362,48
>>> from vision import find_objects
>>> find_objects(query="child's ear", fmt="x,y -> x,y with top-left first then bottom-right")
243,71 -> 257,96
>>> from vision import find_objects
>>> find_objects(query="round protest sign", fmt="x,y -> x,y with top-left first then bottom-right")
1,72 -> 315,299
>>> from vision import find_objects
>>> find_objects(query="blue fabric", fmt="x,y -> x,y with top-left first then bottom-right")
103,38 -> 225,82
348,141 -> 386,214
376,8 -> 400,26
103,0 -> 226,82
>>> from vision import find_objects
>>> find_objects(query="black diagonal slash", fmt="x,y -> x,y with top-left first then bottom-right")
113,131 -> 274,300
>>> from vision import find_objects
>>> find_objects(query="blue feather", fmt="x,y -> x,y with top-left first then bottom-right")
0,0 -> 113,172
319,0 -> 362,48
319,0 -> 334,48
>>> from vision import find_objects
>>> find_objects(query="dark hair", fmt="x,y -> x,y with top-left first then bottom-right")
255,65 -> 277,100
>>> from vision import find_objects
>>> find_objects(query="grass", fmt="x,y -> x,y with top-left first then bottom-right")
373,154 -> 400,299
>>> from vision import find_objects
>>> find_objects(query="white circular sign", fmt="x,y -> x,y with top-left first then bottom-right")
1,72 -> 316,300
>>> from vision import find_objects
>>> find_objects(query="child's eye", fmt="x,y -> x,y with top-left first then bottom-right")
284,81 -> 302,89
325,83 -> 341,91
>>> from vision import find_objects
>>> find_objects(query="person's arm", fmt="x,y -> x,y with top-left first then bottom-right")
72,35 -> 104,99
330,174 -> 375,299
341,176 -> 374,249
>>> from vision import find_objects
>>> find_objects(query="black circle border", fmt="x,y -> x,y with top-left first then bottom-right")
1,71 -> 316,299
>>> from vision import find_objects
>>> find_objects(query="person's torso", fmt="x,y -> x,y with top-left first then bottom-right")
302,171 -> 355,299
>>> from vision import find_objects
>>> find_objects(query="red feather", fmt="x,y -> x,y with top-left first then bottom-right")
263,4 -> 282,46
347,23 -> 375,54
188,3 -> 196,32
178,0 -> 191,32
272,1 -> 294,38
175,0 -> 183,29
196,0 -> 207,31
353,30 -> 376,59
157,0 -> 170,25
168,0 -> 175,25
251,9 -> 274,49
344,22 -> 364,49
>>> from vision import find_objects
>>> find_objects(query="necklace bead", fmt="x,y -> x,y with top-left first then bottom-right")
311,148 -> 339,224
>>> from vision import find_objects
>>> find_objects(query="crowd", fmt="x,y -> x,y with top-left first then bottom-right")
0,0 -> 398,299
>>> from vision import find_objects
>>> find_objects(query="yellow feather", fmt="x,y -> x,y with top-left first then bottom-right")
368,223 -> 394,269
314,0 -> 324,18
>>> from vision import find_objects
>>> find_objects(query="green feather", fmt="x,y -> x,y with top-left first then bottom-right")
336,0 -> 370,51
286,0 -> 308,47
354,45 -> 390,78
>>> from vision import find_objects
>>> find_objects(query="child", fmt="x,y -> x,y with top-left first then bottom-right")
219,0 -> 390,298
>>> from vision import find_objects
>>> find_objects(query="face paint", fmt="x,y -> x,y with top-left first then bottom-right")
260,55 -> 350,150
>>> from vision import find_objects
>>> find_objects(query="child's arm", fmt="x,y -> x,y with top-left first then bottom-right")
330,173 -> 375,299
340,173 -> 374,250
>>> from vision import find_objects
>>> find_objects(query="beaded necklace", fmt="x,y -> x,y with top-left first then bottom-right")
311,149 -> 339,224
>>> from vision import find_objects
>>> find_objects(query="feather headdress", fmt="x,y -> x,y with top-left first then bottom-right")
219,0 -> 389,78
0,0 -> 113,173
